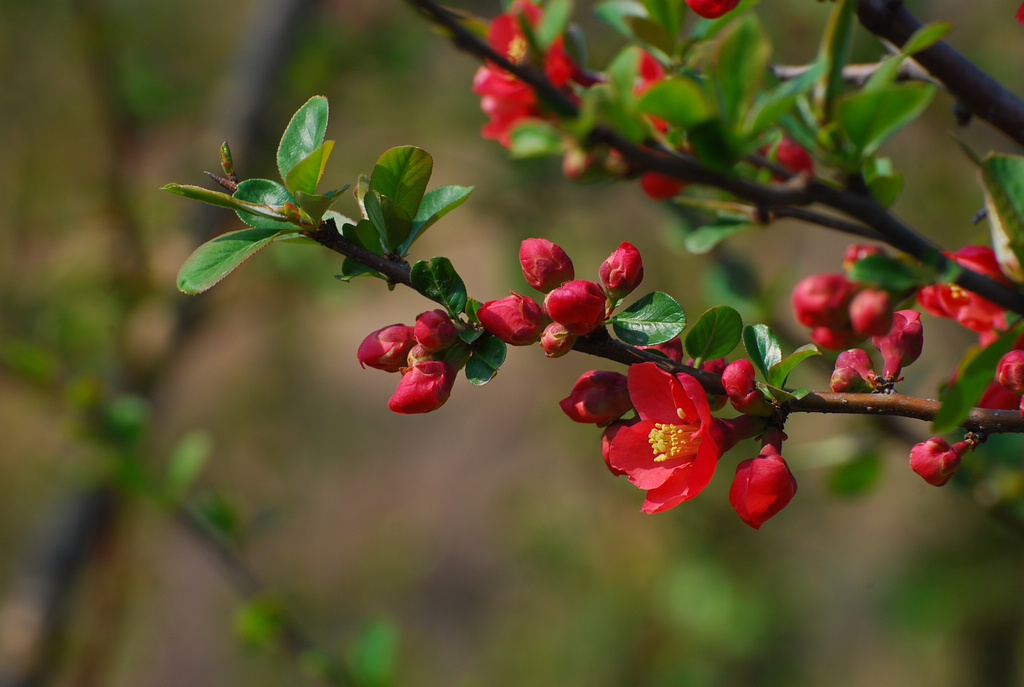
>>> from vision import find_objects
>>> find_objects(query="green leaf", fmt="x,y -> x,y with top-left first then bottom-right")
641,0 -> 684,39
466,336 -> 507,386
714,14 -> 769,130
837,82 -> 936,158
348,619 -> 399,687
683,220 -> 753,254
847,253 -> 920,293
637,77 -> 713,129
768,343 -> 821,388
535,0 -> 573,48
234,597 -> 284,649
177,227 -> 284,295
611,291 -> 686,346
686,119 -> 738,171
814,0 -> 855,114
862,156 -> 903,207
163,430 -> 212,505
402,185 -> 474,254
977,153 -> 1024,282
863,22 -> 950,92
684,305 -> 742,364
746,61 -> 825,135
742,323 -> 782,382
365,191 -> 413,254
294,186 -> 348,227
277,95 -> 329,182
409,257 -> 468,317
284,140 -> 334,195
369,146 -> 433,221
508,120 -> 566,159
594,1 -> 672,59
163,183 -> 291,223
932,323 -> 1024,434
232,178 -> 298,230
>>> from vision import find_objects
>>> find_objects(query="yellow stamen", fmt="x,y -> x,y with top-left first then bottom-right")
507,35 -> 528,64
648,422 -> 700,463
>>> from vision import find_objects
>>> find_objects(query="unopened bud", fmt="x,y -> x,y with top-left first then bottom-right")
519,238 -> 574,293
599,242 -> 644,301
388,360 -> 458,414
997,349 -> 1024,394
544,280 -> 608,336
871,309 -> 923,378
414,309 -> 458,353
722,359 -> 773,416
908,436 -> 965,486
559,370 -> 632,425
478,291 -> 546,345
540,322 -> 576,358
357,324 -> 416,372
849,288 -> 893,337
829,348 -> 878,392
792,273 -> 855,329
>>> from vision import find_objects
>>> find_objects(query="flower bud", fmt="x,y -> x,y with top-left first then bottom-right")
357,323 -> 417,373
791,273 -> 855,329
722,359 -> 773,416
908,436 -> 965,486
544,280 -> 609,336
478,291 -> 546,345
997,349 -> 1024,394
599,242 -> 644,301
728,444 -> 797,530
405,342 -> 435,367
829,348 -> 878,392
414,309 -> 458,353
686,0 -> 740,19
559,370 -> 632,425
540,322 -> 577,358
519,238 -> 575,293
871,309 -> 923,378
848,288 -> 893,337
639,171 -> 685,201
773,137 -> 815,175
387,360 -> 458,414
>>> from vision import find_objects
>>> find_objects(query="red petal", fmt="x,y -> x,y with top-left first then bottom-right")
608,421 -> 678,490
627,362 -> 680,422
640,467 -> 698,513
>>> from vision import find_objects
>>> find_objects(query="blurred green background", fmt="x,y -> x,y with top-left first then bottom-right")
2,0 -> 1024,685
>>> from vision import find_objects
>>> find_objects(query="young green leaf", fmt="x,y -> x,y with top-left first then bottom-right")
294,186 -> 348,228
284,140 -> 334,196
682,220 -> 754,254
409,257 -> 468,317
714,14 -> 769,131
177,227 -> 287,295
746,61 -> 825,135
594,1 -> 672,60
347,619 -> 399,687
535,0 -> 573,48
232,178 -> 298,230
742,323 -> 782,382
401,185 -> 474,255
814,0 -> 855,115
508,120 -> 566,159
369,146 -> 433,221
977,153 -> 1024,282
636,77 -> 713,129
641,0 -> 684,40
466,336 -> 507,386
768,343 -> 821,388
610,291 -> 686,346
277,95 -> 329,182
847,253 -> 921,293
837,83 -> 936,158
684,305 -> 743,364
163,430 -> 212,505
365,191 -> 413,254
163,183 -> 291,224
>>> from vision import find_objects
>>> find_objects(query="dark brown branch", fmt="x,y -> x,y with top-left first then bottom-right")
855,0 -> 1024,148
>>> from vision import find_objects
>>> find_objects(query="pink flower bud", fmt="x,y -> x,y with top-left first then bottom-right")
405,342 -> 435,367
871,309 -> 923,378
599,242 -> 644,301
908,437 -> 965,486
722,359 -> 773,416
387,360 -> 458,414
414,309 -> 458,353
478,291 -> 546,346
791,273 -> 855,329
686,0 -> 740,19
843,243 -> 884,271
544,280 -> 609,336
357,323 -> 417,373
559,370 -> 632,425
829,348 -> 878,392
639,171 -> 685,201
519,238 -> 575,293
997,350 -> 1024,394
540,322 -> 576,358
773,137 -> 815,176
849,288 -> 893,337
728,444 -> 797,530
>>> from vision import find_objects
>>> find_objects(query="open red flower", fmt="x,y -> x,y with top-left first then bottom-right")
608,362 -> 728,513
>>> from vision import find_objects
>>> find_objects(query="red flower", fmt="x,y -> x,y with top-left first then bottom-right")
917,245 -> 1009,339
599,241 -> 644,301
608,362 -> 730,513
1018,2 -> 1024,25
